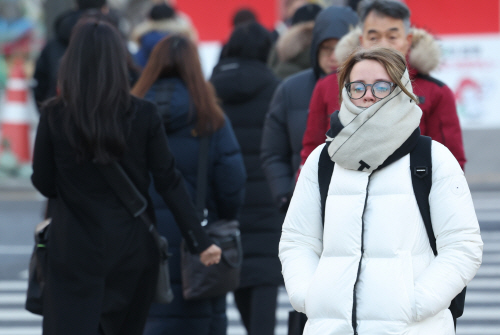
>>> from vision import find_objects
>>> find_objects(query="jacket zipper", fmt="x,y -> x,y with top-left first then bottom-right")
352,175 -> 371,335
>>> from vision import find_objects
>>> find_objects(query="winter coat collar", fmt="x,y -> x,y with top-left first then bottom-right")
334,27 -> 441,75
131,16 -> 197,43
326,69 -> 422,173
275,21 -> 314,63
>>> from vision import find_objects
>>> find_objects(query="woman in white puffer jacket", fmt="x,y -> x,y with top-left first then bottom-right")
279,47 -> 483,335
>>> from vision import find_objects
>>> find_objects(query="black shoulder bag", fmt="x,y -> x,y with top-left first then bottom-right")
181,136 -> 243,300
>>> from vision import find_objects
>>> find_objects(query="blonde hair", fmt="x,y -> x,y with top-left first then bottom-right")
337,47 -> 418,103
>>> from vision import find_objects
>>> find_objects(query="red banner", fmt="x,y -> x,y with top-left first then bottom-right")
405,0 -> 499,35
176,0 -> 279,41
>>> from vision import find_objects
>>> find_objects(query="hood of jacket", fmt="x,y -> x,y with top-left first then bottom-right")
310,6 -> 359,79
144,77 -> 195,134
211,58 -> 278,104
334,27 -> 441,75
275,21 -> 315,63
54,10 -> 82,45
131,16 -> 196,43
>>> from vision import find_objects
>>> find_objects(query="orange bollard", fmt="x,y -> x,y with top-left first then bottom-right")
1,58 -> 31,163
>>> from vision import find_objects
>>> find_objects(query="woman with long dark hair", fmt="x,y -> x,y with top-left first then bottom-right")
132,35 -> 246,335
31,19 -> 221,335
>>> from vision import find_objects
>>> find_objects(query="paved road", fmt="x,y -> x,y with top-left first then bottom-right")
0,191 -> 498,335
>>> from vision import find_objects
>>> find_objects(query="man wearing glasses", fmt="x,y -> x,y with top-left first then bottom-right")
300,0 -> 466,170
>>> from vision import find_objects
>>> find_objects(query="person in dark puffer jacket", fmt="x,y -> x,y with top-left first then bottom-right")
260,6 -> 358,213
131,35 -> 246,335
33,1 -> 139,106
211,22 -> 282,335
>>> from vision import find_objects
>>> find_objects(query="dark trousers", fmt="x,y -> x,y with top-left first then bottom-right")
233,285 -> 278,335
42,227 -> 159,335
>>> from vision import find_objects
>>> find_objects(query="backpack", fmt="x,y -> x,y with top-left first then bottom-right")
317,135 -> 466,329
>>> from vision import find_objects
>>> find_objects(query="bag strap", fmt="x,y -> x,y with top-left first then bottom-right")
409,136 -> 436,255
318,143 -> 335,225
95,162 -> 164,253
196,137 -> 210,221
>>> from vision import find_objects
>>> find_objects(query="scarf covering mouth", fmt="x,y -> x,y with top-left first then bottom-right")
326,69 -> 422,173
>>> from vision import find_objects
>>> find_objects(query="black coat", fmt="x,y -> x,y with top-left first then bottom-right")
211,58 -> 284,288
260,6 -> 359,211
33,10 -> 139,106
31,97 -> 211,334
33,10 -> 81,104
142,78 -> 246,335
260,69 -> 316,208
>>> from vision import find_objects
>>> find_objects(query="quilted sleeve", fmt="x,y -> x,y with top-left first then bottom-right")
279,144 -> 324,313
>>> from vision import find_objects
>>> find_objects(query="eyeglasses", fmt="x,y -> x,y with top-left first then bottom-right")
345,81 -> 396,100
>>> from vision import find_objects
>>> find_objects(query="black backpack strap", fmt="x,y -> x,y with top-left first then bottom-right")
410,136 -> 466,326
318,144 -> 335,225
410,136 -> 436,255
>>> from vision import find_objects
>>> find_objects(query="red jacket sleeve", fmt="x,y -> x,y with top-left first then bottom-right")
300,74 -> 341,166
422,84 -> 466,169
300,78 -> 331,166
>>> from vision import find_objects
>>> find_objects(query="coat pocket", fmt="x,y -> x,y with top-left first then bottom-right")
304,256 -> 359,320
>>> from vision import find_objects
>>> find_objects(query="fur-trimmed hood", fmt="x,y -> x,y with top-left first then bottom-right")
276,21 -> 315,62
131,14 -> 198,43
334,27 -> 441,75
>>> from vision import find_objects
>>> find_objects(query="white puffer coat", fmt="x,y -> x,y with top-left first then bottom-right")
279,141 -> 483,335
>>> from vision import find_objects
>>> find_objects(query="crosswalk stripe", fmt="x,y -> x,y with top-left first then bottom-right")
0,309 -> 41,321
0,281 -> 27,291
466,292 -> 500,303
481,231 -> 500,239
483,243 -> 500,252
475,265 -> 500,276
461,308 -> 500,320
0,245 -> 32,255
0,293 -> 26,304
477,213 -> 500,222
457,326 -> 500,335
0,328 -> 41,335
481,253 -> 500,263
467,278 -> 500,289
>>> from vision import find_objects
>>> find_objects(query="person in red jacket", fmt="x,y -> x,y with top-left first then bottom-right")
300,0 -> 466,169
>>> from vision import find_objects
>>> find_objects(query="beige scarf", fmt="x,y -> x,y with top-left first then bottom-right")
327,69 -> 422,173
